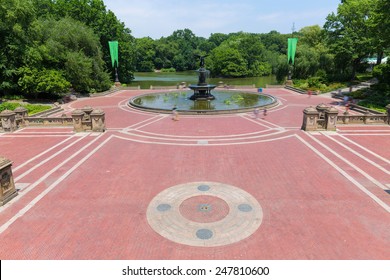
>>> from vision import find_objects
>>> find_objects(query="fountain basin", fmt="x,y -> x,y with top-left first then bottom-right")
188,84 -> 217,100
129,90 -> 277,115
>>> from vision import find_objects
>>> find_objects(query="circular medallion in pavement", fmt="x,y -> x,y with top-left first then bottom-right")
147,182 -> 263,247
179,195 -> 230,223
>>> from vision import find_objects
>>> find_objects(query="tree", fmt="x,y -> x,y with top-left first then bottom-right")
298,25 -> 325,48
324,0 -> 376,80
19,17 -> 111,94
166,29 -> 199,70
34,0 -> 136,83
290,25 -> 335,81
260,31 -> 288,54
207,33 -> 272,77
154,38 -> 179,69
208,45 -> 248,77
134,37 -> 156,72
369,0 -> 390,64
0,0 -> 36,95
208,33 -> 229,47
293,45 -> 321,79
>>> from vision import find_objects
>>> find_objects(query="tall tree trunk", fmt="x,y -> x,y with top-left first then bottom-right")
376,50 -> 384,65
351,59 -> 360,81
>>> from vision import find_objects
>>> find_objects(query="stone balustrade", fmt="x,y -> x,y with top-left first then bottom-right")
302,104 -> 390,131
0,106 -> 105,133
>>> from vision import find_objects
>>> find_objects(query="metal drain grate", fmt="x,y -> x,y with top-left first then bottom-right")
197,140 -> 208,145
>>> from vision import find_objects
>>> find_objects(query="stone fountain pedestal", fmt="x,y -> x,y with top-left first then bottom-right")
189,61 -> 216,100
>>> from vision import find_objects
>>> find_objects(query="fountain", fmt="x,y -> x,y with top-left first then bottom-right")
188,55 -> 216,100
128,56 -> 277,114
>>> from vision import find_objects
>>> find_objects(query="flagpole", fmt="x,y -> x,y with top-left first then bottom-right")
114,64 -> 119,83
286,25 -> 298,86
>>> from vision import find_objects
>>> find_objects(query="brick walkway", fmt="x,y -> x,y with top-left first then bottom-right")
0,88 -> 389,259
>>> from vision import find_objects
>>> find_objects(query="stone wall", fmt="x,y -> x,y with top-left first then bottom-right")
302,104 -> 390,131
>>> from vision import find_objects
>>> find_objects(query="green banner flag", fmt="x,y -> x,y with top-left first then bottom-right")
287,38 -> 298,64
108,41 -> 119,68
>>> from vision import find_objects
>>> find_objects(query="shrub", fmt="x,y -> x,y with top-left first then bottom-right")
372,64 -> 390,84
0,102 -> 51,114
160,68 -> 176,73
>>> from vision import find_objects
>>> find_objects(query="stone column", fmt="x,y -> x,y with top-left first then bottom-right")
0,157 -> 18,206
90,109 -> 105,132
301,107 -> 320,131
324,106 -> 339,131
0,110 -> 17,132
71,109 -> 85,132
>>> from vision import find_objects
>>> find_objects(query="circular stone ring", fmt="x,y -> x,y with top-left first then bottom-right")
146,182 -> 263,247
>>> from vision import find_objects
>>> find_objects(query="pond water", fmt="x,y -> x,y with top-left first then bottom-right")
129,71 -> 277,89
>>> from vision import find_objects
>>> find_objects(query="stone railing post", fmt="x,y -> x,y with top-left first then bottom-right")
0,110 -> 17,132
342,111 -> 350,124
386,104 -> 390,125
324,106 -> 339,131
71,109 -> 85,132
302,107 -> 320,131
363,111 -> 372,124
14,107 -> 28,126
90,109 -> 105,132
316,103 -> 330,119
82,106 -> 93,131
82,106 -> 93,121
0,157 -> 18,206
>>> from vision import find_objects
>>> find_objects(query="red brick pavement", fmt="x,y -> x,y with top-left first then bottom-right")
0,88 -> 389,260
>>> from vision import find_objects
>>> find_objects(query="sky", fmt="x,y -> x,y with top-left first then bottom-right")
104,0 -> 341,39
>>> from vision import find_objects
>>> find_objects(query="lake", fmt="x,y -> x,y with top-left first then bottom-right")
129,71 -> 278,89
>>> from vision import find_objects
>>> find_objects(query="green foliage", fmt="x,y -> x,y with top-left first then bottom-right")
1,94 -> 24,100
160,68 -> 176,73
0,102 -> 51,114
0,0 -> 36,95
372,63 -> 390,84
39,0 -> 136,83
134,37 -> 156,72
24,104 -> 52,114
356,83 -> 390,111
293,79 -> 346,93
0,102 -> 20,112
1,0 -> 134,99
206,33 -> 273,78
18,67 -> 70,98
208,45 -> 248,77
23,17 -> 111,94
324,0 -> 380,80
223,94 -> 244,106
